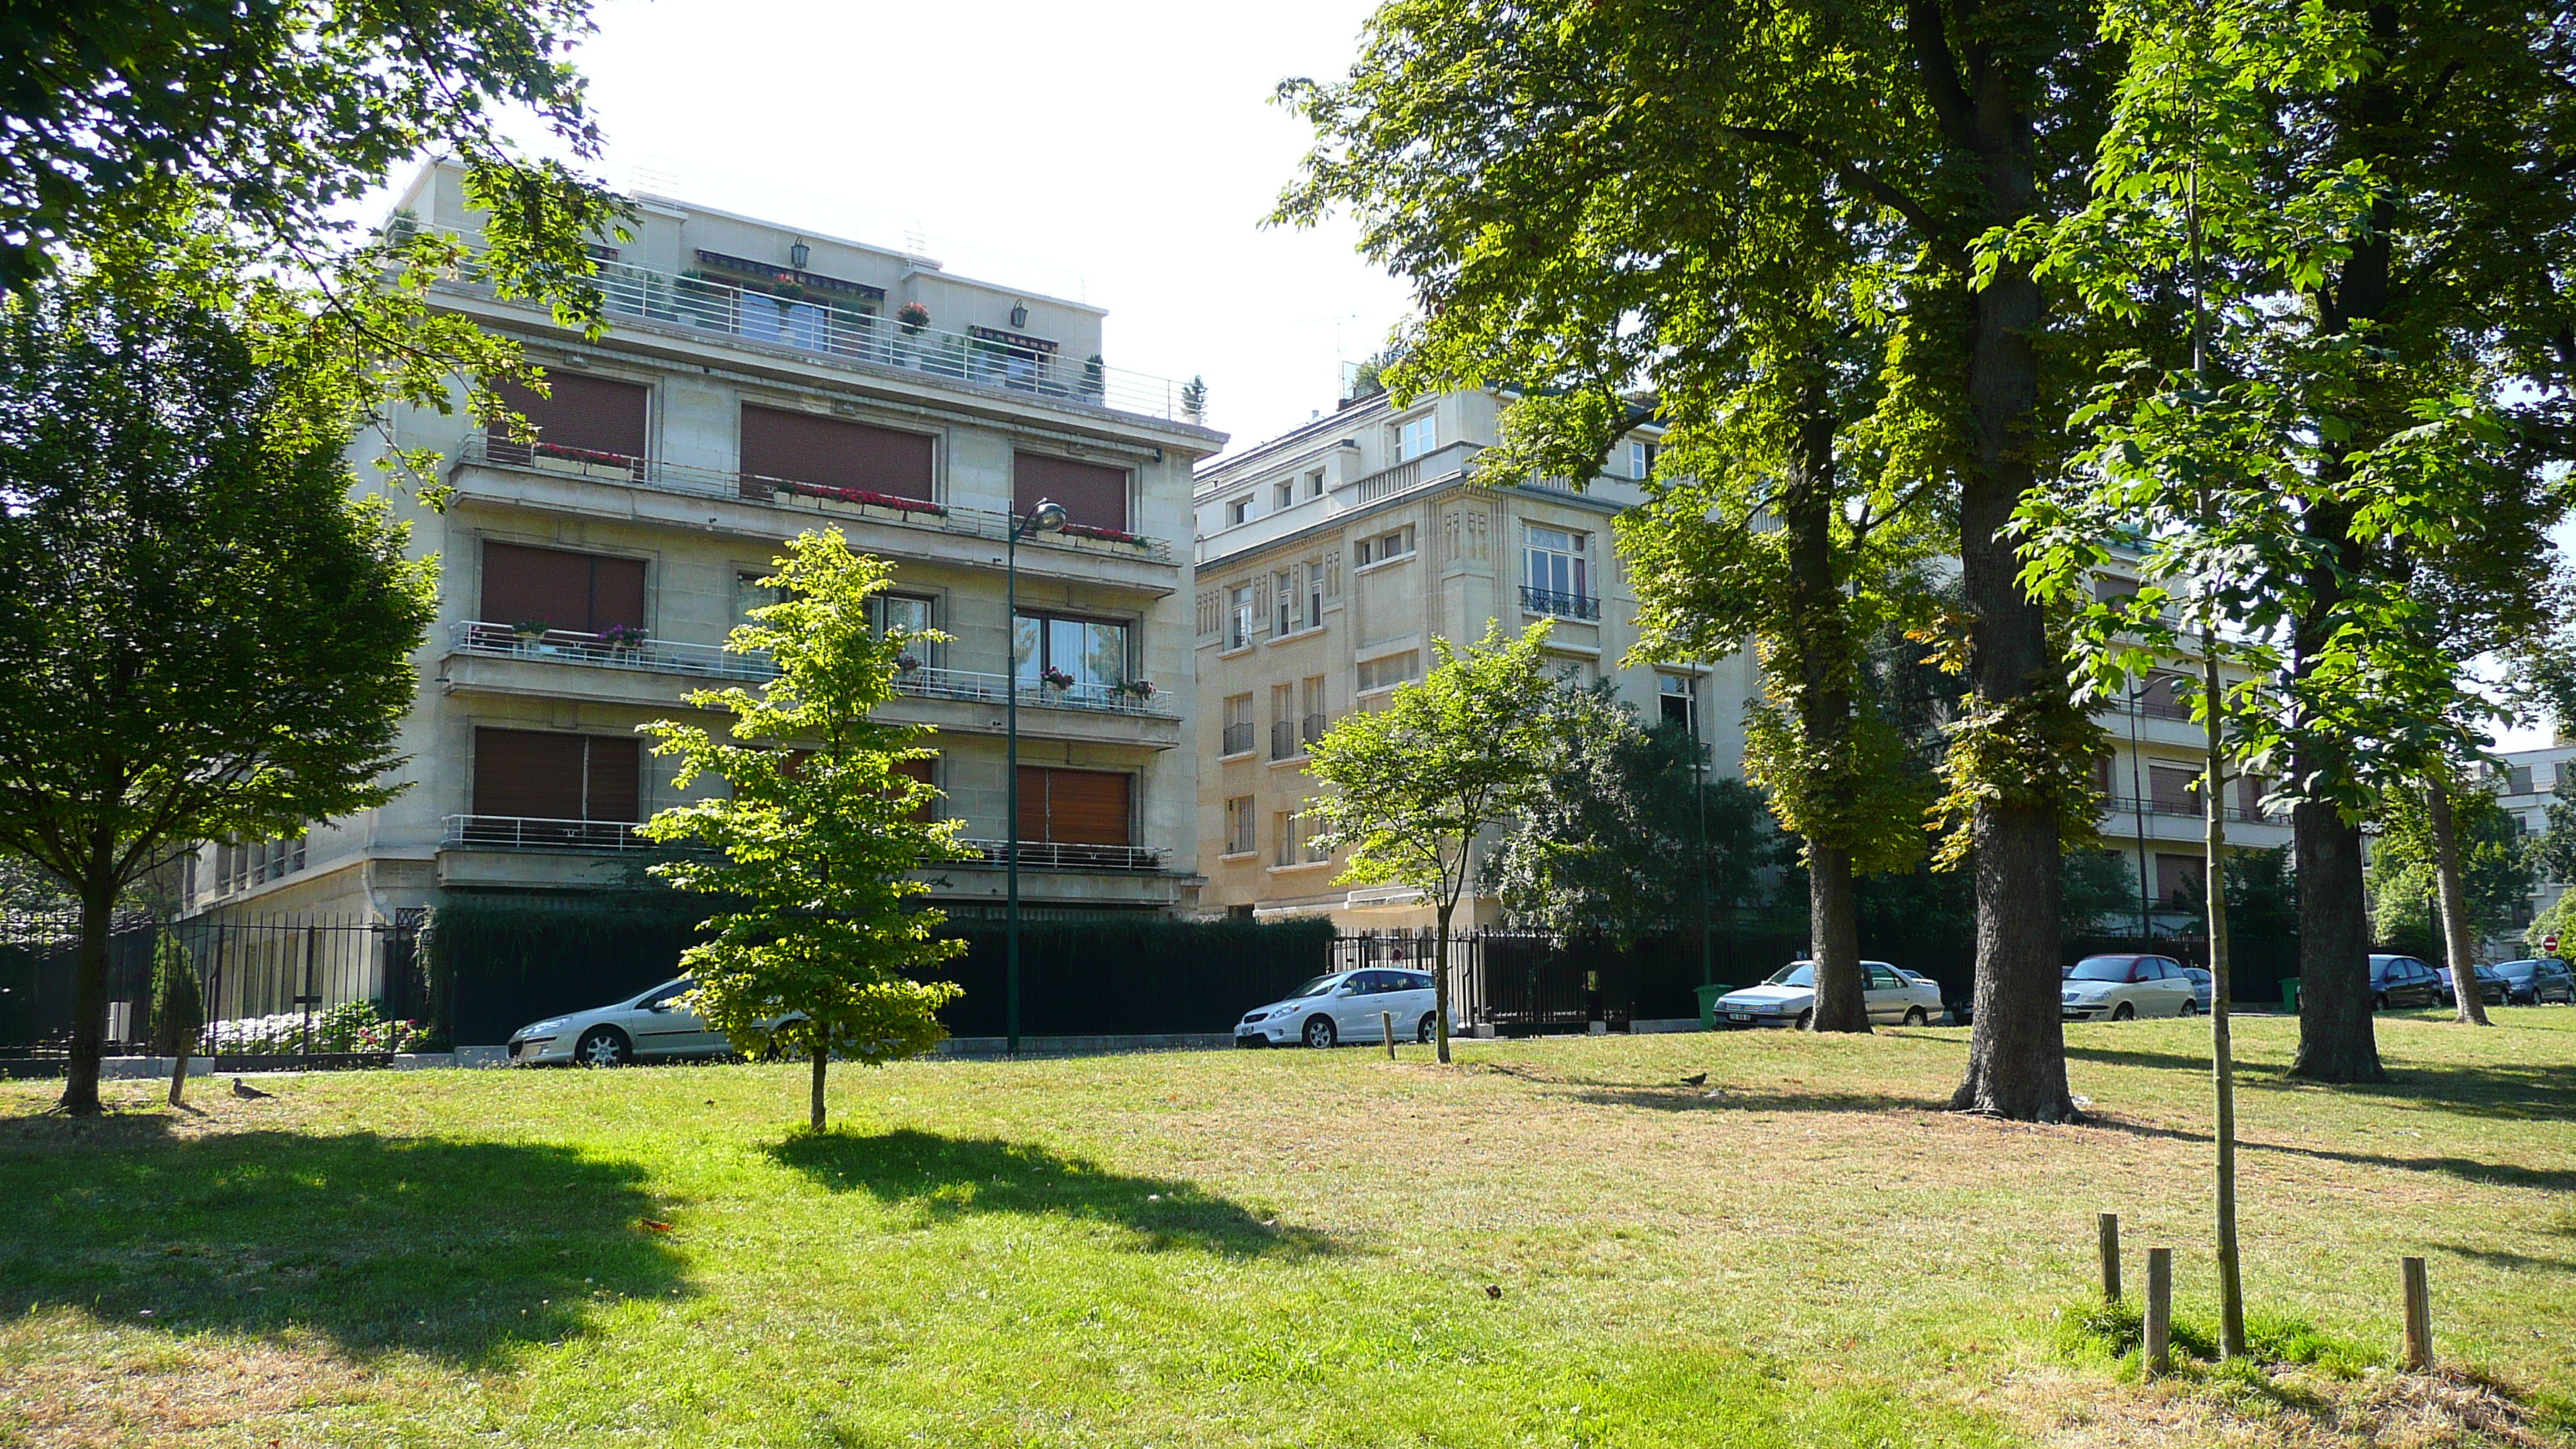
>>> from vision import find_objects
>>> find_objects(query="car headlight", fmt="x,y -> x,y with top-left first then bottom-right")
517,1019 -> 567,1040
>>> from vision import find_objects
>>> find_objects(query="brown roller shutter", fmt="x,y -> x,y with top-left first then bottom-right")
585,737 -> 641,822
894,755 -> 938,822
1013,452 -> 1129,533
739,406 -> 936,501
474,729 -> 585,819
480,543 -> 646,633
1018,767 -> 1130,844
487,373 -> 649,460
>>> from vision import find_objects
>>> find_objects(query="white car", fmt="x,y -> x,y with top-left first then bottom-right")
1714,961 -> 1947,1029
2060,954 -> 2198,1021
1238,968 -> 1448,1048
509,978 -> 738,1066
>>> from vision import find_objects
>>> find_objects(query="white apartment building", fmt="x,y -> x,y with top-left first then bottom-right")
1190,388 -> 1756,927
2494,742 -> 2572,933
185,163 -> 1225,957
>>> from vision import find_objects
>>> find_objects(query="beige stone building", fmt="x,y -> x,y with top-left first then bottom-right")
183,162 -> 1224,965
1190,388 -> 1756,927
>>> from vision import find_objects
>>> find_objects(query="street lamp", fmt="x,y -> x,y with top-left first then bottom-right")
1005,497 -> 1067,1054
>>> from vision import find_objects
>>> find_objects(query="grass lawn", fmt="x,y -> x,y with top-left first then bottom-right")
3,1009 -> 2572,1447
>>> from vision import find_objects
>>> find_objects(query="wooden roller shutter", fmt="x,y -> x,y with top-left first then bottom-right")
1013,452 -> 1129,533
738,406 -> 936,501
1016,767 -> 1131,844
487,374 -> 649,459
474,729 -> 585,820
585,737 -> 641,823
894,755 -> 938,822
480,543 -> 646,633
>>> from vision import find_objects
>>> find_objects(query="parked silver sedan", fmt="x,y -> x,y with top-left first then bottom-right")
1714,961 -> 1947,1029
2061,954 -> 2198,1021
509,978 -> 736,1066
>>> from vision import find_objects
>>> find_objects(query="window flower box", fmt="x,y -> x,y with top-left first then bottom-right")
772,479 -> 949,516
1060,521 -> 1148,546
1040,666 -> 1075,690
1117,679 -> 1157,699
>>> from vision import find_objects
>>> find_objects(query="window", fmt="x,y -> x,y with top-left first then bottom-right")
1016,611 -> 1128,692
2150,765 -> 2201,815
2155,852 -> 2204,908
2506,766 -> 2534,796
1275,568 -> 1301,635
216,834 -> 308,894
1659,673 -> 1698,733
1393,410 -> 1437,461
481,543 -> 646,635
1225,795 -> 1256,855
1304,468 -> 1326,498
485,373 -> 649,468
738,406 -> 933,502
1228,496 -> 1252,526
1273,811 -> 1300,867
1523,525 -> 1595,616
1274,478 -> 1294,509
1547,654 -> 1596,686
1300,805 -> 1331,862
1628,439 -> 1660,480
1014,451 -> 1130,532
1227,584 -> 1255,649
2095,574 -> 2142,605
1302,674 -> 1329,745
732,571 -> 779,629
1357,651 -> 1420,694
1355,525 -> 1415,567
472,728 -> 640,822
872,593 -> 933,641
1017,767 -> 1132,844
1271,683 -> 1300,759
1866,964 -> 1903,991
1223,694 -> 1255,755
1306,561 -> 1326,626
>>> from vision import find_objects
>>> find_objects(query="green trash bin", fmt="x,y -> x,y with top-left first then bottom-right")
2281,978 -> 2300,1013
1695,983 -> 1732,1030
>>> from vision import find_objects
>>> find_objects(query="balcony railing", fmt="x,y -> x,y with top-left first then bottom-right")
1222,721 -> 1255,755
1520,584 -> 1603,621
446,623 -> 1175,718
958,840 -> 1169,872
2102,796 -> 2286,826
454,436 -> 1172,561
1270,719 -> 1301,761
1303,712 -> 1328,746
443,814 -> 651,851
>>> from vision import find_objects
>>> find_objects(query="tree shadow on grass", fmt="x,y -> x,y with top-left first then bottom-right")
0,1112 -> 683,1365
1550,1084 -> 1952,1115
766,1128 -> 1338,1259
2061,1040 -> 2576,1125
2081,1112 -> 2576,1194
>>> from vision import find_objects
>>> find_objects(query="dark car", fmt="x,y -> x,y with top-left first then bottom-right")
2430,963 -> 2511,1009
2366,954 -> 2444,1011
2489,958 -> 2576,1005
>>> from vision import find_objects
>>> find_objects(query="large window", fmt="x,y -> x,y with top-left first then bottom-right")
1015,612 -> 1129,690
1018,767 -> 1132,845
738,405 -> 934,503
1274,567 -> 1303,635
1225,795 -> 1256,855
1227,584 -> 1255,649
1659,673 -> 1698,733
485,373 -> 649,468
1014,451 -> 1130,533
1355,525 -> 1414,567
481,543 -> 646,635
1392,411 -> 1437,461
472,729 -> 640,822
1523,525 -> 1596,618
1356,651 -> 1420,695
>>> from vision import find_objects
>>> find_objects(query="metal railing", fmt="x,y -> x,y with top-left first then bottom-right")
1303,713 -> 1328,746
958,839 -> 1168,872
441,815 -> 653,851
1520,584 -> 1603,621
454,436 -> 1172,561
906,666 -> 1177,718
2103,796 -> 2286,826
1271,719 -> 1302,760
448,622 -> 773,680
1222,721 -> 1255,755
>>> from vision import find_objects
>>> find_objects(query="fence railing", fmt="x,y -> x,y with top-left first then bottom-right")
453,434 -> 1173,561
1303,713 -> 1328,746
958,839 -> 1168,872
1520,584 -> 1603,621
1222,721 -> 1255,755
2103,796 -> 2286,826
442,814 -> 653,851
1271,719 -> 1302,760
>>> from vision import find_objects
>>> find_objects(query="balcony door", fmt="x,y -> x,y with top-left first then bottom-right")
472,728 -> 640,823
1015,767 -> 1131,845
481,543 -> 646,637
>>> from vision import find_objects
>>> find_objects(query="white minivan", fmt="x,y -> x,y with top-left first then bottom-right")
1238,969 -> 1444,1048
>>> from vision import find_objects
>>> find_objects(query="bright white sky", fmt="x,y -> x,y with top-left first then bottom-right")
480,0 -> 2562,751
548,0 -> 1411,464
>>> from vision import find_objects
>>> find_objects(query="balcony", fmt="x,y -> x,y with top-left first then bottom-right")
2102,796 -> 2287,827
442,815 -> 650,851
454,436 -> 1173,563
1520,584 -> 1602,622
444,622 -> 1178,719
1270,719 -> 1302,761
1222,721 -> 1255,755
957,840 -> 1169,872
1303,712 -> 1328,747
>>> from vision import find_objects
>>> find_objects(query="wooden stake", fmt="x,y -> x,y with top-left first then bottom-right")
1381,1011 -> 1396,1060
2099,1212 -> 2122,1302
2402,1256 -> 2432,1371
2145,1247 -> 2173,1377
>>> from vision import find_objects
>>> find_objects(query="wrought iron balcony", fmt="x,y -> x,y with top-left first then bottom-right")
1303,712 -> 1328,746
2102,796 -> 2286,826
1519,584 -> 1602,621
1270,719 -> 1302,760
1221,721 -> 1255,755
957,840 -> 1169,872
442,814 -> 651,851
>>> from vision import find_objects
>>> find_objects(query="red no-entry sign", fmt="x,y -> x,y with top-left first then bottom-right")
2546,934 -> 2561,954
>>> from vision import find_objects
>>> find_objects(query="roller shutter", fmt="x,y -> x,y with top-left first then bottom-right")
485,374 -> 649,461
479,543 -> 646,634
1012,452 -> 1129,533
1016,767 -> 1131,844
472,729 -> 640,821
738,406 -> 936,502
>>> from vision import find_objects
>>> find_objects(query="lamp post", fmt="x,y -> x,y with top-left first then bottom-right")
1005,497 -> 1067,1054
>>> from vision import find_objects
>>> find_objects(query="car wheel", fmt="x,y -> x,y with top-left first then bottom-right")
2179,999 -> 2201,1016
1903,1006 -> 1927,1026
1416,1012 -> 1437,1044
574,1026 -> 632,1067
2373,992 -> 2389,1012
1303,1016 -> 1338,1050
1795,1009 -> 1814,1030
2112,1002 -> 2136,1022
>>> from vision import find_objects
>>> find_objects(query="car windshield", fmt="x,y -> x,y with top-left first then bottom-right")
1766,964 -> 1817,988
1286,975 -> 1341,999
2067,957 -> 2136,982
2495,962 -> 2533,978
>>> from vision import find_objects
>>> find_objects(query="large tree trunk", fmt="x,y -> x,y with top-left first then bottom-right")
2426,778 -> 2491,1026
60,872 -> 114,1116
1783,357 -> 1869,1034
1945,122 -> 2076,1119
2289,800 -> 2384,1081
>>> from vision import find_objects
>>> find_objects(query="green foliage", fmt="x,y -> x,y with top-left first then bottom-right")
2527,796 -> 2576,892
2367,784 -> 2532,952
0,260 -> 438,903
148,933 -> 201,1057
2060,850 -> 2139,936
1483,683 -> 1775,948
2523,890 -> 2576,957
1306,620 -> 1560,927
2050,1294 -> 2381,1379
637,532 -> 977,1097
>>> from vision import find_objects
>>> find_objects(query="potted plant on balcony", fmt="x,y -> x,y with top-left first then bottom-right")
1040,665 -> 1074,690
511,618 -> 550,649
896,301 -> 930,336
598,623 -> 647,657
895,652 -> 922,673
1117,678 -> 1156,701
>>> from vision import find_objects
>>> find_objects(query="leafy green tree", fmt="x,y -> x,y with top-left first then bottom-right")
638,531 -> 976,1131
2369,786 -> 2532,971
2060,850 -> 2139,937
148,933 -> 202,1107
2528,795 -> 2576,892
1276,0 -> 2118,1115
0,259 -> 437,1116
1306,621 -> 1560,1063
1484,683 -> 1774,951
